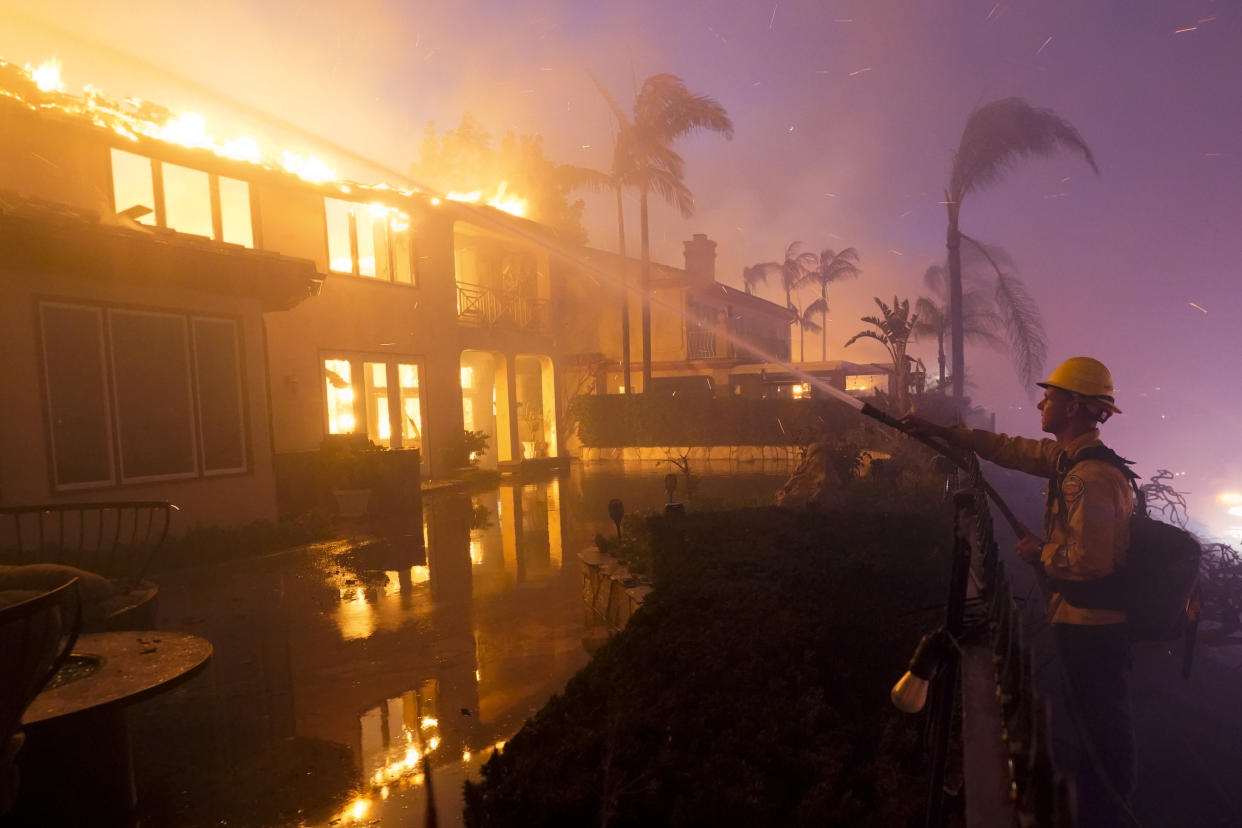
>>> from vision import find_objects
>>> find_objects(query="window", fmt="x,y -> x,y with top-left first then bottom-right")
110,148 -> 254,247
324,358 -> 356,434
845,374 -> 888,394
398,363 -> 422,451
161,162 -> 213,238
193,318 -> 247,474
323,356 -> 424,453
109,310 -> 197,481
38,301 -> 248,490
364,361 -> 390,444
324,198 -> 414,285
39,304 -> 115,488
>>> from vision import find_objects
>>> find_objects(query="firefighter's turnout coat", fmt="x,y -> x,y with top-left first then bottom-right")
951,428 -> 1134,625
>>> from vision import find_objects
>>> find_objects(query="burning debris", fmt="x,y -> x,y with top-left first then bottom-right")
0,57 -> 527,216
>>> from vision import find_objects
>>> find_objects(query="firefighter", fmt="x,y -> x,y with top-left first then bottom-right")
902,356 -> 1136,828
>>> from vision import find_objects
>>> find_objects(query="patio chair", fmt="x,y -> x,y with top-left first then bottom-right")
0,578 -> 82,815
0,502 -> 177,631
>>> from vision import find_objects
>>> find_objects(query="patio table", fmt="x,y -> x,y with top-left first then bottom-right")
4,630 -> 211,827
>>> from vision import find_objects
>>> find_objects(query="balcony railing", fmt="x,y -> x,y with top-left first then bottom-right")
456,282 -> 547,332
686,328 -> 717,360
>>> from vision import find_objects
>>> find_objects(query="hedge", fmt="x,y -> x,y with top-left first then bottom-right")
570,395 -> 861,447
463,504 -> 952,827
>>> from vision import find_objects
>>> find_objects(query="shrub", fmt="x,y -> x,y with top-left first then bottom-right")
464,503 -> 952,826
570,395 -> 858,447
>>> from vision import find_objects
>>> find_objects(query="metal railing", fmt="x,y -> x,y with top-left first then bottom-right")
0,501 -> 178,588
686,328 -> 717,359
456,282 -> 547,332
922,455 -> 1076,828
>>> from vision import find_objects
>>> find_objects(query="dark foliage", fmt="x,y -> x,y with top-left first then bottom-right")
570,395 -> 857,447
464,505 -> 951,826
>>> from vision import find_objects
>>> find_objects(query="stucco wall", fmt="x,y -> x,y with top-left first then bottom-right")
0,266 -> 279,532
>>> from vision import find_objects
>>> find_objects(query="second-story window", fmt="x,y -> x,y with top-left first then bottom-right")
324,198 -> 414,286
109,148 -> 254,247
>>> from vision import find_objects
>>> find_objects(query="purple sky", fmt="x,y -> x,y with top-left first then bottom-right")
4,0 -> 1240,538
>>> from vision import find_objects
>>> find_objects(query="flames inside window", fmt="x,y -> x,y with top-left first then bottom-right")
325,198 -> 413,284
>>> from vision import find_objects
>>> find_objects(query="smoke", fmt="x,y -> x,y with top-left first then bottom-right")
4,0 -> 1241,540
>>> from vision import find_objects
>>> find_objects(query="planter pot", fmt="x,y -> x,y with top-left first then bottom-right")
332,488 -> 372,518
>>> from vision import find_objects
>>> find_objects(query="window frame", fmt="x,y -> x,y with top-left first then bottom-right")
36,302 -> 118,491
36,297 -> 252,493
108,147 -> 257,247
323,197 -> 417,287
320,351 -> 427,459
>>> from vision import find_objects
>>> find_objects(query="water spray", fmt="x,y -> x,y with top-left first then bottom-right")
809,378 -> 1031,538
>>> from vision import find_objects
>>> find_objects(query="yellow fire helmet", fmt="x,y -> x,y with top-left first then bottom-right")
1037,356 -> 1122,414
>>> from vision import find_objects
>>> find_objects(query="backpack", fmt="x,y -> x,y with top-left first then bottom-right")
1045,445 -> 1202,643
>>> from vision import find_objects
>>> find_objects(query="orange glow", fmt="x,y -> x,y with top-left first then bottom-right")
446,181 -> 528,218
2,58 -> 532,216
28,59 -> 64,93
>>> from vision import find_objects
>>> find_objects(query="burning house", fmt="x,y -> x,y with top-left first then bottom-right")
0,59 -> 561,527
0,58 -> 813,530
562,233 -> 797,397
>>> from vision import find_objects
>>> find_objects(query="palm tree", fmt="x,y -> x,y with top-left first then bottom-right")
592,73 -> 732,392
913,265 -> 1005,386
804,247 -> 861,361
792,301 -> 823,363
844,296 -> 919,412
743,242 -> 817,308
945,97 -> 1097,404
557,150 -> 683,394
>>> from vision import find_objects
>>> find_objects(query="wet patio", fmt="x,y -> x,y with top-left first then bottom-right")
125,462 -> 793,827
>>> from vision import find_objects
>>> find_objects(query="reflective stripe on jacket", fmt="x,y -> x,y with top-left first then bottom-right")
951,428 -> 1133,625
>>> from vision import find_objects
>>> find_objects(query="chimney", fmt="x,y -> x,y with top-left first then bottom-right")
683,233 -> 717,286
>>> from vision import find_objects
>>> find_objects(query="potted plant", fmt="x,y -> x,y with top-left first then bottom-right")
320,435 -> 387,517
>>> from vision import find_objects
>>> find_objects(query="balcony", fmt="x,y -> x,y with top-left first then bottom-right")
456,282 -> 547,332
686,327 -> 718,360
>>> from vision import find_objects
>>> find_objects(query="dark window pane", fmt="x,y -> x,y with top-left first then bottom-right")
193,318 -> 246,473
40,304 -> 114,487
109,310 -> 197,480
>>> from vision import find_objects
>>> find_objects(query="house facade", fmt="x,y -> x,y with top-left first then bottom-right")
0,96 -> 320,528
561,234 -> 797,398
0,62 -> 561,528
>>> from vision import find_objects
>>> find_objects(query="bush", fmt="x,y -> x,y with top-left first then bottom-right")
570,395 -> 858,447
464,503 -> 952,826
594,512 -> 655,575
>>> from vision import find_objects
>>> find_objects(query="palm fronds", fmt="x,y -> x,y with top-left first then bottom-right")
949,97 -> 1099,201
994,272 -> 1047,391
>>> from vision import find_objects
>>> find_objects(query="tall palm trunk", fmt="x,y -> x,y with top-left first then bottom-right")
640,183 -> 653,392
616,182 -> 631,394
820,284 -> 828,361
936,332 -> 946,383
946,201 -> 965,406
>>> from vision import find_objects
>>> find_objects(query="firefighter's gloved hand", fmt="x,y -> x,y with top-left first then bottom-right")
1016,533 -> 1043,565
